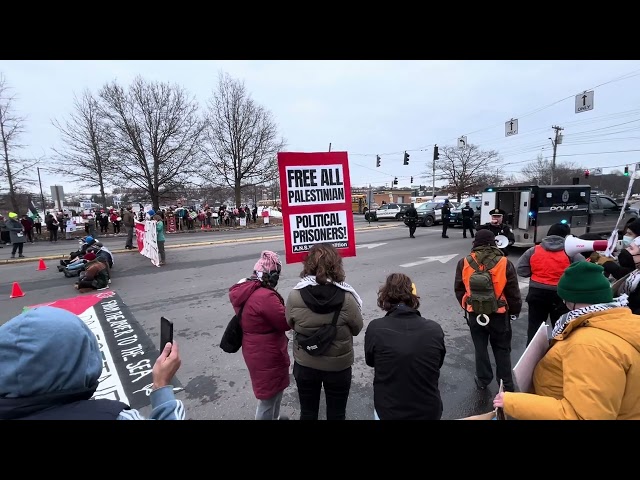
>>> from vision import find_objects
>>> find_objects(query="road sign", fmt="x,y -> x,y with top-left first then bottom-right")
591,167 -> 603,176
575,90 -> 594,113
458,136 -> 467,148
505,118 -> 518,137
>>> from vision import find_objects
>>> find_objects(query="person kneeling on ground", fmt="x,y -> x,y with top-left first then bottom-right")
75,257 -> 110,291
0,306 -> 185,420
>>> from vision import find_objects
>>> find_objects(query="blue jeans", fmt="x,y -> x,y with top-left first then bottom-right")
255,390 -> 284,420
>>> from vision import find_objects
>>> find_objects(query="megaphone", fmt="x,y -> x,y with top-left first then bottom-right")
564,234 -> 609,257
495,235 -> 509,249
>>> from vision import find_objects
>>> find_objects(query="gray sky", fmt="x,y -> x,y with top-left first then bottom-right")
2,60 -> 640,195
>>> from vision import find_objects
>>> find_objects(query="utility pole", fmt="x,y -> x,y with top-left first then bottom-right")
432,145 -> 437,198
37,167 -> 46,216
550,125 -> 564,185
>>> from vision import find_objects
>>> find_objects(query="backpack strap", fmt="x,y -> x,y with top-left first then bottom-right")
330,305 -> 342,327
466,254 -> 483,272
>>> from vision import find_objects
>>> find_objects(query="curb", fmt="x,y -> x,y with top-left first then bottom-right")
0,223 -> 400,265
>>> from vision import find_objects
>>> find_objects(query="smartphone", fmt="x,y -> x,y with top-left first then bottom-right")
160,317 -> 174,351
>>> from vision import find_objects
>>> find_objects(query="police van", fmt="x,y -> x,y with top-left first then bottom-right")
480,185 -> 638,247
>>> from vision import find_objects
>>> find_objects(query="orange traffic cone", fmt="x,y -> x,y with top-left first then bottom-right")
37,258 -> 47,271
10,282 -> 25,299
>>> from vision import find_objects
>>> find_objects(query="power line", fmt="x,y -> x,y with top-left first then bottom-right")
348,66 -> 640,158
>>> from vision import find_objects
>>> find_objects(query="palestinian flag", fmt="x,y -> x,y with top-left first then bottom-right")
27,196 -> 42,220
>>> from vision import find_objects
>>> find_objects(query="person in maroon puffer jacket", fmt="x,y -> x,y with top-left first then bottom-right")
229,250 -> 291,420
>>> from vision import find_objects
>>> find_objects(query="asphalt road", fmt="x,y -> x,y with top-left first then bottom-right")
0,218 -> 530,420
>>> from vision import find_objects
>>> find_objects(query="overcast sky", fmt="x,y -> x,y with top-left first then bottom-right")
1,60 -> 640,195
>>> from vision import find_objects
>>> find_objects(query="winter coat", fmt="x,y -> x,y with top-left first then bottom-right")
503,306 -> 640,419
229,278 -> 290,400
6,219 -> 26,244
286,284 -> 364,372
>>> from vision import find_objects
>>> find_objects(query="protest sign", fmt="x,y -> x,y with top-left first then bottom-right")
277,152 -> 355,264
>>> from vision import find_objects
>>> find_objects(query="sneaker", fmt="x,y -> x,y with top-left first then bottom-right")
10,254 -> 15,259
474,376 -> 488,390
19,255 -> 25,258
278,415 -> 289,420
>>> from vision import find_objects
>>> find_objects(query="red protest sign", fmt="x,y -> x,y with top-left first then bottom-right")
277,151 -> 355,264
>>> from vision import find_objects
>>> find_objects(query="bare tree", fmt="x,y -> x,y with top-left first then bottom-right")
51,89 -> 112,209
204,72 -> 286,207
520,154 -> 584,185
431,144 -> 501,201
99,76 -> 207,210
0,73 -> 39,213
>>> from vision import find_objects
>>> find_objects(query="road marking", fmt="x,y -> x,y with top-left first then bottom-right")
356,242 -> 388,249
399,254 -> 458,268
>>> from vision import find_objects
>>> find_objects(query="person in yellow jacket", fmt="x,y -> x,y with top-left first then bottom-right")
493,261 -> 640,420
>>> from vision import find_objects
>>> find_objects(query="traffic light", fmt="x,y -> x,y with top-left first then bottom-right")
624,166 -> 630,176
403,151 -> 410,165
411,176 -> 414,183
394,177 -> 398,185
376,155 -> 381,168
433,145 -> 439,160
585,169 -> 590,178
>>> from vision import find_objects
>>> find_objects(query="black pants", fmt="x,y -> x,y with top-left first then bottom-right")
526,287 -> 568,345
442,219 -> 449,237
11,243 -> 24,255
49,229 -> 58,242
467,312 -> 514,390
293,362 -> 352,420
462,218 -> 475,238
406,220 -> 417,237
35,224 -> 42,235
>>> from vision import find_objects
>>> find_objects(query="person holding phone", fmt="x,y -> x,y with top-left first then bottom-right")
229,250 -> 290,420
0,306 -> 185,420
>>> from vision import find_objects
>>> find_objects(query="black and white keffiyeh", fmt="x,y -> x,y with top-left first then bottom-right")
552,294 -> 629,338
293,275 -> 363,310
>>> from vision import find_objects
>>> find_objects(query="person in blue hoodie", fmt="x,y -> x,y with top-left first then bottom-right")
0,306 -> 185,420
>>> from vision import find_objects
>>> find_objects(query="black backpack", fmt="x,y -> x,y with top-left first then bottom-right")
220,286 -> 259,353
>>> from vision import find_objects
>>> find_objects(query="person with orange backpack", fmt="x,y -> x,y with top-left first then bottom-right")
454,229 -> 522,392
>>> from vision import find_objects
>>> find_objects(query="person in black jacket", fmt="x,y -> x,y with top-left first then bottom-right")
476,208 -> 515,255
460,201 -> 475,239
441,199 -> 451,238
365,273 -> 446,420
404,203 -> 418,238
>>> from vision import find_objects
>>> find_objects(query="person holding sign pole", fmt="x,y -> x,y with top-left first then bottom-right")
286,243 -> 364,420
494,261 -> 640,420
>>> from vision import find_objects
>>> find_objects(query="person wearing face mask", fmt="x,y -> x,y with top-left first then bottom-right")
228,251 -> 291,420
493,261 -> 640,420
600,219 -> 640,280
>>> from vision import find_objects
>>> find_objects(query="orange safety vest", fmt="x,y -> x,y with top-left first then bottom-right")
461,253 -> 508,314
530,245 -> 569,286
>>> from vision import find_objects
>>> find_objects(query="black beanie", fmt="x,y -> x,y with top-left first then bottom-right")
547,223 -> 571,238
627,219 -> 640,236
473,229 -> 496,248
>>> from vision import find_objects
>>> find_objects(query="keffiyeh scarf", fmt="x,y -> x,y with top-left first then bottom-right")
293,275 -> 363,310
552,294 -> 629,338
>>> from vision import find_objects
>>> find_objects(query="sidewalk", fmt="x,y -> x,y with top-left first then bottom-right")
1,221 -> 400,264
0,223 -> 284,264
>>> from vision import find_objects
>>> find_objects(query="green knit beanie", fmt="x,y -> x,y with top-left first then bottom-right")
557,261 -> 613,305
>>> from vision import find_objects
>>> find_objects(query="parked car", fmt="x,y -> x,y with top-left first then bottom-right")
366,202 -> 411,221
